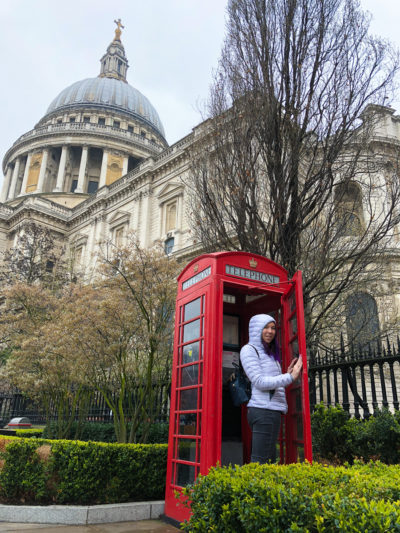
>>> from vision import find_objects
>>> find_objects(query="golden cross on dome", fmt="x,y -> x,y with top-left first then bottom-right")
114,19 -> 124,40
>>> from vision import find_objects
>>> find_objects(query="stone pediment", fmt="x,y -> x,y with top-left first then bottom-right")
108,209 -> 131,228
71,233 -> 88,247
157,182 -> 184,204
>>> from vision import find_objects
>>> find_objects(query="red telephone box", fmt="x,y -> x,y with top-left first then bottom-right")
164,252 -> 312,523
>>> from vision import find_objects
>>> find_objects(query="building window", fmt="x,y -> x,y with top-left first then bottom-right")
57,118 -> 62,124
341,212 -> 362,235
69,117 -> 76,123
113,120 -> 120,129
140,131 -> 146,138
164,237 -> 174,255
335,182 -> 364,236
166,202 -> 177,232
88,181 -> 99,194
98,117 -> 105,126
45,260 -> 54,273
114,226 -> 125,247
74,246 -> 83,266
71,180 -> 78,193
83,116 -> 90,123
346,293 -> 380,351
128,125 -> 133,133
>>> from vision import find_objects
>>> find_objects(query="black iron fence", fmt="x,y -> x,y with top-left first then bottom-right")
0,382 -> 171,427
1,341 -> 400,425
308,337 -> 400,418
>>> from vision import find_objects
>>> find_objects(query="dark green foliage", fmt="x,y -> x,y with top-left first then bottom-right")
182,462 -> 400,532
42,422 -> 116,442
363,410 -> 400,464
311,403 -> 352,462
42,421 -> 169,444
0,437 -> 167,504
311,404 -> 400,464
137,422 -> 169,443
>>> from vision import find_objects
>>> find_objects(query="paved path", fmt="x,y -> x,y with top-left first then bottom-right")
0,520 -> 180,532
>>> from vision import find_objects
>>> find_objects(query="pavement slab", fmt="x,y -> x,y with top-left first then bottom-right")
0,519 -> 180,532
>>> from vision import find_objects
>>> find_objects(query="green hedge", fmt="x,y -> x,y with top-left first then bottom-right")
0,437 -> 167,504
42,422 -> 116,442
182,462 -> 400,532
42,421 -> 169,444
311,404 -> 400,464
15,429 -> 44,439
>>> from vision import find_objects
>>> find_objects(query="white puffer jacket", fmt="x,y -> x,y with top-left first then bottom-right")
240,314 -> 293,413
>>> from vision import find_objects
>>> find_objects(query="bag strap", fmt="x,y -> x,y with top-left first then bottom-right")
247,343 -> 275,400
248,344 -> 260,358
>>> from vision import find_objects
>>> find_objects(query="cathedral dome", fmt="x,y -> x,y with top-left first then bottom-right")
2,21 -> 168,203
43,77 -> 165,138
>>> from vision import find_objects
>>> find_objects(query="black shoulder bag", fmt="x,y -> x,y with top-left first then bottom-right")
228,344 -> 274,406
228,360 -> 251,407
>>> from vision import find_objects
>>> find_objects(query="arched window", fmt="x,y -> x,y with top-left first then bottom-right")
166,202 -> 177,232
346,292 -> 380,350
335,182 -> 364,236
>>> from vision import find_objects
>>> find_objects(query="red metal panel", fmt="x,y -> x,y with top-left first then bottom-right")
165,288 -> 209,522
281,271 -> 313,463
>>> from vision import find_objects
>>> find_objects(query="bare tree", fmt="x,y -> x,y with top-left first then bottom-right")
188,0 -> 400,345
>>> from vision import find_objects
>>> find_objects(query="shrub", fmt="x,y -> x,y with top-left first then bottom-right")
182,462 -> 400,532
363,409 -> 400,464
15,429 -> 44,439
136,422 -> 169,443
49,440 -> 168,504
311,403 -> 352,462
42,422 -> 116,442
0,437 -> 167,504
0,439 -> 50,503
42,421 -> 169,444
311,404 -> 400,464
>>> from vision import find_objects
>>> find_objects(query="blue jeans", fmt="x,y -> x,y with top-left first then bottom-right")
247,407 -> 281,464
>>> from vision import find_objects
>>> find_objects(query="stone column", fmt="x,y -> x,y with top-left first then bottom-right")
8,157 -> 21,199
99,150 -> 108,188
122,156 -> 129,176
176,194 -> 183,248
19,153 -> 32,196
75,146 -> 88,193
53,146 -> 68,192
36,149 -> 49,193
1,165 -> 13,202
139,190 -> 151,247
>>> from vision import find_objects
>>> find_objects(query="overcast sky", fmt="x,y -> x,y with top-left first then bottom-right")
1,0 -> 400,181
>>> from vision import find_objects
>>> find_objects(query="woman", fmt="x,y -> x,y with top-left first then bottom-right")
240,313 -> 303,464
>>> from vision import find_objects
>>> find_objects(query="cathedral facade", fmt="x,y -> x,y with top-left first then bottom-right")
0,25 -> 196,279
2,25 -> 400,347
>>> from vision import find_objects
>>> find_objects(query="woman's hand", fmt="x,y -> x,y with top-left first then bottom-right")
288,355 -> 303,381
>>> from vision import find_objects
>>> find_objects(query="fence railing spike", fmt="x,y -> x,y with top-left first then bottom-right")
340,333 -> 345,356
387,336 -> 392,356
377,337 -> 382,357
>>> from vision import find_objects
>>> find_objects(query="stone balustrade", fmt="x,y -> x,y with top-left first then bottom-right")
3,122 -> 164,166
